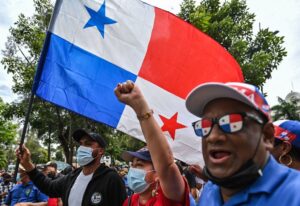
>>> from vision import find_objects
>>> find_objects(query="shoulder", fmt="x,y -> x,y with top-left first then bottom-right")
11,183 -> 22,191
95,165 -> 121,179
202,181 -> 218,191
281,168 -> 300,188
199,182 -> 220,202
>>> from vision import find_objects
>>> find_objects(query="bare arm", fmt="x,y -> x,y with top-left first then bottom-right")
14,202 -> 48,206
16,145 -> 66,197
114,81 -> 185,202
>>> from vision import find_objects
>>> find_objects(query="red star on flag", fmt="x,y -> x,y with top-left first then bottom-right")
159,112 -> 187,140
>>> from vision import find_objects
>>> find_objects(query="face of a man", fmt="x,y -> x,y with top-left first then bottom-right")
19,171 -> 30,184
201,98 -> 267,178
79,135 -> 104,158
45,166 -> 56,173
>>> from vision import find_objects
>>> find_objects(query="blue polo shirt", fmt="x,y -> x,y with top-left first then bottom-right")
198,156 -> 300,205
5,181 -> 48,206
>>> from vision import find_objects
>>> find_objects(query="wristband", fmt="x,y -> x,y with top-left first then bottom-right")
137,109 -> 153,121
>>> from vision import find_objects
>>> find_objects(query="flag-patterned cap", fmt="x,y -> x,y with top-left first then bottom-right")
185,82 -> 271,120
274,120 -> 300,148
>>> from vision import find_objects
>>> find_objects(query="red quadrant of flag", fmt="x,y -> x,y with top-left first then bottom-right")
139,8 -> 244,99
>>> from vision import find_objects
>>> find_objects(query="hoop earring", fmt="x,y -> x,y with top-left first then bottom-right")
279,154 -> 293,166
151,181 -> 159,197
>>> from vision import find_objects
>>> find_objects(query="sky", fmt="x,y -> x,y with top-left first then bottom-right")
0,0 -> 299,106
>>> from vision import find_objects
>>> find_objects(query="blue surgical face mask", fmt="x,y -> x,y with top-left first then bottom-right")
16,173 -> 21,182
76,146 -> 95,166
127,168 -> 154,194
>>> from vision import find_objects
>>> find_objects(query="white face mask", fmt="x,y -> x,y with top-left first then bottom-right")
76,146 -> 95,166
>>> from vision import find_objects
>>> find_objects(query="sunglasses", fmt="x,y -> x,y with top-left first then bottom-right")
192,112 -> 264,138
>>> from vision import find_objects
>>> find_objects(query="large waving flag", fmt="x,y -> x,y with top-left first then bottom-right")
33,0 -> 243,166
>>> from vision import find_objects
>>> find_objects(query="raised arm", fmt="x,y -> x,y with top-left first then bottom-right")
16,145 -> 66,197
114,80 -> 185,202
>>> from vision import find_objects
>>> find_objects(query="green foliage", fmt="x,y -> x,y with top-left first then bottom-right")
54,148 -> 65,162
0,98 -> 17,168
0,0 -> 288,165
179,0 -> 287,88
25,132 -> 48,164
2,0 -> 51,95
271,97 -> 300,121
104,130 -> 145,162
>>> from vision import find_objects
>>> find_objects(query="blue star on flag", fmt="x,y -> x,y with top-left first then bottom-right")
84,1 -> 117,38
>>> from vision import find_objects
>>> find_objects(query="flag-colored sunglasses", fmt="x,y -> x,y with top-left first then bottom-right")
192,112 -> 264,138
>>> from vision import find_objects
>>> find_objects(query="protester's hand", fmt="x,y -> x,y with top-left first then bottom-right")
14,203 -> 44,206
189,164 -> 208,182
15,145 -> 35,171
114,80 -> 150,115
14,203 -> 28,206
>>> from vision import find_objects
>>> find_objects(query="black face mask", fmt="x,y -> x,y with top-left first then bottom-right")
47,172 -> 56,180
203,129 -> 264,189
203,159 -> 262,189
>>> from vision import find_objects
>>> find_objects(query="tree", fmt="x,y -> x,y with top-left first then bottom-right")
271,97 -> 300,121
2,0 -> 89,163
105,130 -> 145,164
25,130 -> 48,164
0,98 -> 17,168
2,0 -> 144,164
179,0 -> 287,88
2,0 -> 287,165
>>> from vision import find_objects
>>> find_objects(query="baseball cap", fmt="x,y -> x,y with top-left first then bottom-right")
274,120 -> 300,148
185,82 -> 271,120
73,129 -> 107,148
121,147 -> 152,162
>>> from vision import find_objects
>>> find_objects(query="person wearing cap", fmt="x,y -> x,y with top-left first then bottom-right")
43,162 -> 63,180
0,173 -> 14,205
185,82 -> 300,205
15,129 -> 126,206
4,166 -> 48,206
115,81 -> 190,206
271,120 -> 300,170
41,163 -> 63,206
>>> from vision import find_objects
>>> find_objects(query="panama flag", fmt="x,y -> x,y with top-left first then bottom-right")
219,114 -> 243,133
33,0 -> 244,166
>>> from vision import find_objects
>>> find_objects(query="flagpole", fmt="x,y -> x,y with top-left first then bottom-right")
12,0 -> 63,183
13,92 -> 35,183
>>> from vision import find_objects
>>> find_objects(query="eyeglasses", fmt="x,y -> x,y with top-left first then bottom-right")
192,112 -> 264,138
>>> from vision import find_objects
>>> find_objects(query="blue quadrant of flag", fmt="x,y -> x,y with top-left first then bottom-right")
35,33 -> 137,127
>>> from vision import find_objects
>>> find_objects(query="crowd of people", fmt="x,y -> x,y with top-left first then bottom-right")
1,80 -> 300,205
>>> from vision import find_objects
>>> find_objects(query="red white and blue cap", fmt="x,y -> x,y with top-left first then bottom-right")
274,120 -> 300,148
185,82 -> 271,120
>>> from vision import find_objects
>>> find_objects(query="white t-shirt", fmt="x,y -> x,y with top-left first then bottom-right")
68,171 -> 93,206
